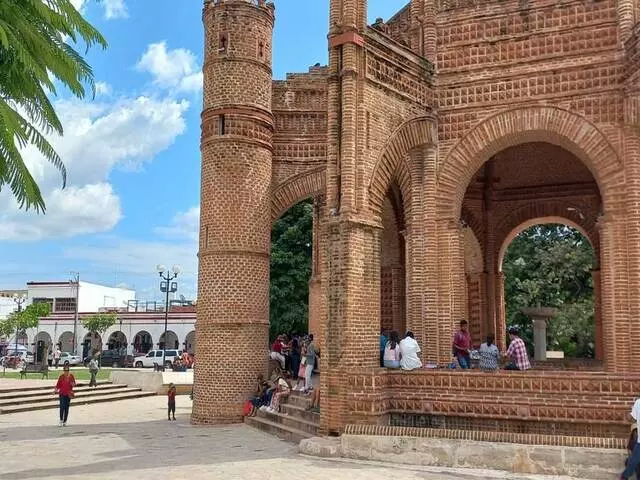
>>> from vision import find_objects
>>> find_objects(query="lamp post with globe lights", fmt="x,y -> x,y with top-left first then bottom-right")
157,264 -> 180,370
12,293 -> 27,363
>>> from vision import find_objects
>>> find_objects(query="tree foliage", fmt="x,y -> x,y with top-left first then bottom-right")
0,0 -> 107,211
269,200 -> 313,341
81,313 -> 116,336
503,224 -> 596,357
0,301 -> 50,338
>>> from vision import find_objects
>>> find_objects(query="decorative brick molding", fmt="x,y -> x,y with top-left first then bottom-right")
270,167 -> 326,221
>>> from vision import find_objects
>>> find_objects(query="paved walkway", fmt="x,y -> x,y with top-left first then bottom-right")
0,396 -> 583,480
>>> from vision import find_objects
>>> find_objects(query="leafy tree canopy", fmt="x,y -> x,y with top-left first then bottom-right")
0,301 -> 50,338
0,0 -> 107,211
269,199 -> 313,341
81,313 -> 116,336
503,224 -> 596,357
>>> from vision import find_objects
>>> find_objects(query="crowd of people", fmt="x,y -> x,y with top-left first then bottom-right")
380,322 -> 532,372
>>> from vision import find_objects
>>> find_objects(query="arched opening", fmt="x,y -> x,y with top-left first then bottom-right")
58,331 -> 74,353
82,332 -> 102,359
159,330 -> 178,350
501,223 -> 598,362
133,331 -> 153,355
185,330 -> 196,354
34,331 -> 52,364
380,184 -> 406,337
460,140 -> 602,362
269,198 -> 314,342
107,331 -> 127,351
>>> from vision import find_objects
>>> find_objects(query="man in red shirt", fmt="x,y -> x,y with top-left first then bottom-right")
54,363 -> 76,426
453,320 -> 472,369
269,335 -> 286,369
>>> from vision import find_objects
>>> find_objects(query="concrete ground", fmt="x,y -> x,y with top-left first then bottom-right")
0,396 -> 585,480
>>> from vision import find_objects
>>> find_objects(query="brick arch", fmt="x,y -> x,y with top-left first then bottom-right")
461,205 -> 483,244
496,208 -> 599,272
437,106 -> 622,220
369,115 -> 437,220
270,167 -> 326,221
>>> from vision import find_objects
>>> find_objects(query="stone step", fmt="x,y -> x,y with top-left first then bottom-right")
0,380 -> 110,395
256,408 -> 318,435
0,390 -> 156,414
244,415 -> 312,444
286,392 -> 313,409
0,386 -> 145,407
0,383 -> 121,400
280,403 -> 320,423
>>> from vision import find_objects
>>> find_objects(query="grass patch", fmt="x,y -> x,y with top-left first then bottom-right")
0,368 -> 111,381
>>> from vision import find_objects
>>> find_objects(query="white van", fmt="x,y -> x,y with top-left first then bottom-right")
133,349 -> 182,368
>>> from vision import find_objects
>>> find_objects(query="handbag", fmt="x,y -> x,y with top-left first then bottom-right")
301,357 -> 307,365
298,363 -> 306,378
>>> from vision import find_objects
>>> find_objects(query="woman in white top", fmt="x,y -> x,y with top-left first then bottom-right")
383,331 -> 401,368
399,331 -> 422,371
479,334 -> 500,371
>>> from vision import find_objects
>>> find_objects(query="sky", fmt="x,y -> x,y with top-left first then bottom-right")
0,0 -> 407,303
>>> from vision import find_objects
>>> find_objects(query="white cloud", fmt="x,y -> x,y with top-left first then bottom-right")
0,183 -> 121,241
136,42 -> 203,94
102,0 -> 128,19
154,206 -> 200,241
95,82 -> 112,96
0,95 -> 190,241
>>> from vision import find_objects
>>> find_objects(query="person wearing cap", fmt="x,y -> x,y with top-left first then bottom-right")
504,327 -> 531,371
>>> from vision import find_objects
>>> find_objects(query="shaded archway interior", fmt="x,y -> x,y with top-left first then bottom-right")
461,142 -> 603,361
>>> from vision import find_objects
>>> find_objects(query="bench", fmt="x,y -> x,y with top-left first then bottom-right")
20,363 -> 48,379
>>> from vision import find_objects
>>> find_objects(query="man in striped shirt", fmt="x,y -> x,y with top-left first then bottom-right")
504,327 -> 531,371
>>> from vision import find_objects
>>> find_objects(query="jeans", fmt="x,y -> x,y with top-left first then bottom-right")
457,353 -> 471,369
59,395 -> 70,422
304,362 -> 314,391
504,362 -> 520,370
622,442 -> 640,479
290,353 -> 300,379
383,360 -> 400,369
168,400 -> 176,419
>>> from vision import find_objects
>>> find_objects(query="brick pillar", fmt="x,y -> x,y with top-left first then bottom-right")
598,214 -> 630,372
410,0 -> 436,60
193,0 -> 275,424
319,217 -> 381,435
308,197 -> 325,337
466,272 -> 485,346
391,265 -> 406,334
495,271 -> 506,352
592,269 -> 603,361
618,0 -> 635,42
436,219 -> 467,364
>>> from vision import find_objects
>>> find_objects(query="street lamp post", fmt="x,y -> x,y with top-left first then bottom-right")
12,293 -> 26,365
157,264 -> 180,371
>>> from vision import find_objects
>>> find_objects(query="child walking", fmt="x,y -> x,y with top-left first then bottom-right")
167,383 -> 176,421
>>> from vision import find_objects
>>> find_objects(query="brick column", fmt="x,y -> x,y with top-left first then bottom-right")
319,216 -> 381,435
495,271 -> 506,352
193,0 -> 275,424
618,0 -> 635,43
436,219 -> 467,364
410,0 -> 437,60
592,269 -> 603,361
308,197 -> 325,337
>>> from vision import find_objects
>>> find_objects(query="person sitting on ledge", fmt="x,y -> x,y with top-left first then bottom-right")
383,331 -> 401,369
504,327 -> 531,371
479,334 -> 500,372
269,335 -> 286,370
399,331 -> 422,371
453,319 -> 472,369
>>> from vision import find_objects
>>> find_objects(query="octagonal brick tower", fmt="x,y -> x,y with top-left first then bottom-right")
192,0 -> 275,424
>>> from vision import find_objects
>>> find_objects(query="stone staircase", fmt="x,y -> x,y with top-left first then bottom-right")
0,381 -> 156,414
244,391 -> 319,443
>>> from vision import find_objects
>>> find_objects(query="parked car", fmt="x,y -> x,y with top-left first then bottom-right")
97,349 -> 133,368
58,352 -> 82,366
133,349 -> 182,368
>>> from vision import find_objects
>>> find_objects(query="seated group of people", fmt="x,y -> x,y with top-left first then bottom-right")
269,333 -> 318,393
246,366 -> 320,417
380,322 -> 532,372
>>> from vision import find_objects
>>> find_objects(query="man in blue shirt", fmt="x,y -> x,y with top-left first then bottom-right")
379,329 -> 388,367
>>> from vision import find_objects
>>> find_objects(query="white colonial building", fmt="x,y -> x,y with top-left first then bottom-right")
1,281 -> 196,360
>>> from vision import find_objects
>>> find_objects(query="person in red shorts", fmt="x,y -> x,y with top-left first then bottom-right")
167,383 -> 177,421
54,362 -> 76,426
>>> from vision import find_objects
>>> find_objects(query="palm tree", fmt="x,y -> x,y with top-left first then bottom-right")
0,0 -> 107,212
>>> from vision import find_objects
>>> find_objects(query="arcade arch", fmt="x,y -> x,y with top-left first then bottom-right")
58,331 -> 74,353
108,331 -> 127,350
133,331 -> 153,354
159,331 -> 178,350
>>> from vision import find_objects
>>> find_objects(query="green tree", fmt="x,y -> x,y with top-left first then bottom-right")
0,0 -> 107,211
269,199 -> 313,341
0,301 -> 50,341
81,313 -> 116,348
503,224 -> 596,357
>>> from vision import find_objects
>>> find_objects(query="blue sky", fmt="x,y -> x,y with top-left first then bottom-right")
0,0 -> 406,302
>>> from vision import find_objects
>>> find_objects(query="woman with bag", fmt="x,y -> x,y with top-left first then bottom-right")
54,362 -> 76,426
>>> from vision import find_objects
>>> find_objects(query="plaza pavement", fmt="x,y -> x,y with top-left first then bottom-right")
0,395 -> 586,480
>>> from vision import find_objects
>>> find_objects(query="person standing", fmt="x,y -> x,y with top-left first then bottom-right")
620,397 -> 640,479
504,327 -> 531,371
88,355 -> 99,387
453,320 -> 472,369
167,383 -> 177,421
54,363 -> 75,426
399,331 -> 422,371
53,346 -> 61,369
304,334 -> 318,393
